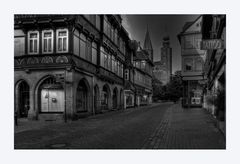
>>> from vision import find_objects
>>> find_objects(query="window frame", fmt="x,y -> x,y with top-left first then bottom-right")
56,28 -> 69,53
28,30 -> 39,54
42,30 -> 54,54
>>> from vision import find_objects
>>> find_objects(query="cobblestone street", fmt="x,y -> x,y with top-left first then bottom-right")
142,104 -> 225,149
14,103 -> 225,149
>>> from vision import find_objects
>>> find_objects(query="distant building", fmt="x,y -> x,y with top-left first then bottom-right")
178,16 -> 206,107
132,28 -> 154,106
153,36 -> 172,85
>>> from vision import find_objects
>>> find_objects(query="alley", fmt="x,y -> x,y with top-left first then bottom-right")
14,103 -> 225,149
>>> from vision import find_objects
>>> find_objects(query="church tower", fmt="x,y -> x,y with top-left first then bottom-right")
161,36 -> 172,83
143,27 -> 153,61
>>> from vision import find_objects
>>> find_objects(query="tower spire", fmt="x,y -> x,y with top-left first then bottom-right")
143,25 -> 153,61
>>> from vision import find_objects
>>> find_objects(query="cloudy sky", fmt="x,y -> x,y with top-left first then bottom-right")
122,15 -> 199,73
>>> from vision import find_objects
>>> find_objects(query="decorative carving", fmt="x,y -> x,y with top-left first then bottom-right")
41,56 -> 53,64
20,58 -> 26,65
14,59 -> 19,66
56,55 -> 69,63
27,57 -> 39,65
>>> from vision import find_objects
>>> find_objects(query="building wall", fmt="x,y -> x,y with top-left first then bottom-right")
14,15 -> 128,120
180,16 -> 206,107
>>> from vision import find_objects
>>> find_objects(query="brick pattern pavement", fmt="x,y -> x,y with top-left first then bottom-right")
142,104 -> 226,149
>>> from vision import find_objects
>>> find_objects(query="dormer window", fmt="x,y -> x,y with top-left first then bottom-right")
42,30 -> 53,54
28,31 -> 39,54
56,29 -> 68,53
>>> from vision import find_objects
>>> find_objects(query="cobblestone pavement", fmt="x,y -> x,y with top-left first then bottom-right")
14,102 -> 225,149
15,103 -> 170,149
142,104 -> 226,149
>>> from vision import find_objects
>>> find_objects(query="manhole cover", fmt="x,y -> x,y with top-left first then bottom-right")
49,143 -> 67,148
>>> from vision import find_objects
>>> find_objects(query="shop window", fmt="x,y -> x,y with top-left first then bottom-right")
56,29 -> 68,53
28,31 -> 39,54
42,30 -> 53,54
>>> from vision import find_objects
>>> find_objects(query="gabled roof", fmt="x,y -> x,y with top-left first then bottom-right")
181,15 -> 202,34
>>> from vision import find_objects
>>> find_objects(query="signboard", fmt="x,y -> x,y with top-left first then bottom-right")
201,39 -> 224,50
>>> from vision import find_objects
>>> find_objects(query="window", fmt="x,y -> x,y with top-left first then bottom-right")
141,61 -> 146,69
115,59 -> 118,74
104,18 -> 108,35
80,33 -> 86,59
92,42 -> 97,65
125,69 -> 129,80
185,59 -> 193,71
114,29 -> 118,45
112,56 -> 115,71
28,31 -> 39,54
42,30 -> 53,54
100,47 -> 105,67
86,39 -> 92,62
56,29 -> 68,53
104,53 -> 108,69
136,61 -> 140,68
117,61 -> 121,76
96,15 -> 101,30
108,54 -> 112,71
121,64 -> 124,78
14,37 -> 25,56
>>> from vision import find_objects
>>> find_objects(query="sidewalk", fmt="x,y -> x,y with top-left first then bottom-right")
14,102 -> 165,134
142,103 -> 226,149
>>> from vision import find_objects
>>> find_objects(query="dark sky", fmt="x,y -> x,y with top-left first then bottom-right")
122,15 -> 199,73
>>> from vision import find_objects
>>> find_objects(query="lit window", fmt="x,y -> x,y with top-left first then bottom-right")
56,29 -> 68,53
42,30 -> 53,54
28,31 -> 39,54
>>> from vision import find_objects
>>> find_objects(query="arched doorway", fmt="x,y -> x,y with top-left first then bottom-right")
76,79 -> 89,112
102,84 -> 111,110
39,77 -> 64,113
112,87 -> 118,109
18,80 -> 30,118
94,85 -> 100,113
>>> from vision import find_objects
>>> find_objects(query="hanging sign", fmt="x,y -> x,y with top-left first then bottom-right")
201,39 -> 224,50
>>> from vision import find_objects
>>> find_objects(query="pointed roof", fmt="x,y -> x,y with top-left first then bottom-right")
143,27 -> 153,51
